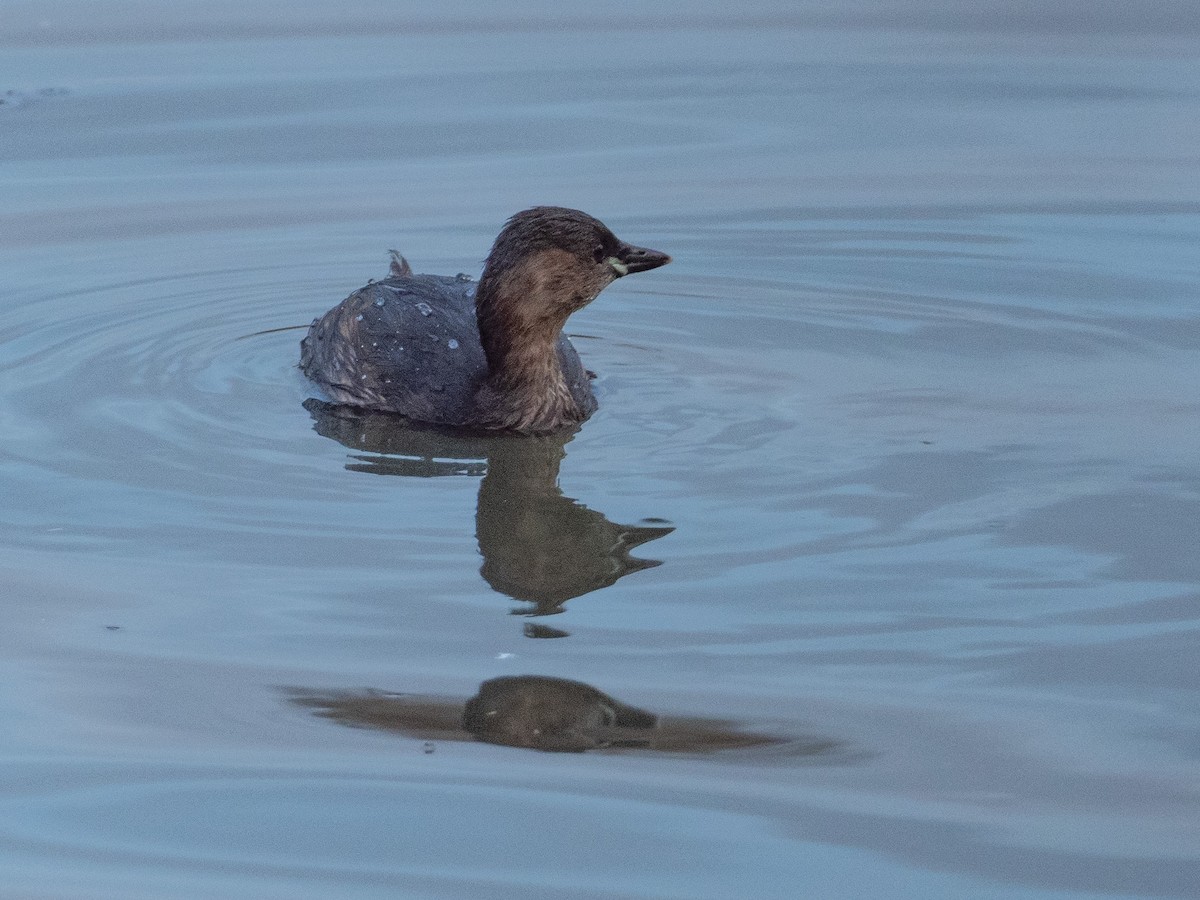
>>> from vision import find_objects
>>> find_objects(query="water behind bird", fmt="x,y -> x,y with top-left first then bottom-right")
0,2 -> 1198,898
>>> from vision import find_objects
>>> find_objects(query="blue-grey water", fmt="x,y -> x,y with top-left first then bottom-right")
2,2 -> 1198,897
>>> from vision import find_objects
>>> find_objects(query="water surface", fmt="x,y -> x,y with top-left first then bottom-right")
1,2 -> 1198,897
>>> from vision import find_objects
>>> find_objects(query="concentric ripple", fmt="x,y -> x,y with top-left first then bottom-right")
0,252 -> 411,562
5,264 -> 310,463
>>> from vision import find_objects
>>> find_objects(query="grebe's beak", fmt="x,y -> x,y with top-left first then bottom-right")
608,242 -> 671,277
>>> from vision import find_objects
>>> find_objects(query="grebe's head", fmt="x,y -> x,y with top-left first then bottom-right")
478,206 -> 670,319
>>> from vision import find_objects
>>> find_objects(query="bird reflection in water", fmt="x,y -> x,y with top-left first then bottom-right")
462,676 -> 658,752
288,676 -> 837,755
303,399 -> 673,622
296,407 -> 836,755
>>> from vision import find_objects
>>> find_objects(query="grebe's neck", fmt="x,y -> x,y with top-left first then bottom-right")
474,251 -> 589,432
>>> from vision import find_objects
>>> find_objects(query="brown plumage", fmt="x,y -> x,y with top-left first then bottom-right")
300,207 -> 670,433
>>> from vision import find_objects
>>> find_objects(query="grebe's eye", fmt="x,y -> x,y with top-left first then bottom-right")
592,245 -> 606,264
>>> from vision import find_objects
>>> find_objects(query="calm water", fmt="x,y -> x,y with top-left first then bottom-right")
2,2 -> 1199,897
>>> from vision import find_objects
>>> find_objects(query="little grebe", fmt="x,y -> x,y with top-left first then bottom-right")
300,207 -> 670,432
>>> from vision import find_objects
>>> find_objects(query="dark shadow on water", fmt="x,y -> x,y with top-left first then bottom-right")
304,399 -> 674,622
287,675 -> 844,757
